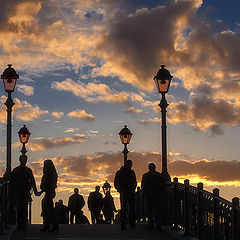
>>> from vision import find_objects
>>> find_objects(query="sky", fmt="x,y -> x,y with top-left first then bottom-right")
0,0 -> 240,223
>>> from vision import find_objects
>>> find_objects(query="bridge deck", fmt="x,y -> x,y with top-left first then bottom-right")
10,224 -> 178,240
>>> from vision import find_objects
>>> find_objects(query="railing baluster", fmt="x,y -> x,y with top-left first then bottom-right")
197,182 -> 203,240
213,188 -> 220,240
232,197 -> 239,240
173,177 -> 178,229
184,179 -> 190,236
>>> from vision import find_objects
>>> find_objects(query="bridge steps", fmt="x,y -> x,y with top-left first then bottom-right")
10,224 -> 178,240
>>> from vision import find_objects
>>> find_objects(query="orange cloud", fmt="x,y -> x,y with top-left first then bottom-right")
51,111 -> 64,118
68,109 -> 95,120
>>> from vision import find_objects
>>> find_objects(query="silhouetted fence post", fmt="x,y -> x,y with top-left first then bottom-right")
232,197 -> 240,240
197,182 -> 203,240
173,177 -> 178,229
184,179 -> 190,236
213,188 -> 220,240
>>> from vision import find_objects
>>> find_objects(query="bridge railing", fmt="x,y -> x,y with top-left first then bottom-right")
167,177 -> 240,240
0,177 -> 10,235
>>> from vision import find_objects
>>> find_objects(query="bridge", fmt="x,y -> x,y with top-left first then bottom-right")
1,177 -> 240,240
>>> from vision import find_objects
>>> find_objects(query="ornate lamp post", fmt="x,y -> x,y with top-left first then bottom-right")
102,181 -> 111,195
1,64 -> 19,176
153,65 -> 173,182
18,125 -> 31,155
119,125 -> 132,165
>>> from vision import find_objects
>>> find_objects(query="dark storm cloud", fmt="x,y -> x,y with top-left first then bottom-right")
169,159 -> 240,182
168,95 -> 240,134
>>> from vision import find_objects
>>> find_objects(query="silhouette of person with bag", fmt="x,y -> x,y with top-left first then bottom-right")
68,188 -> 85,224
114,159 -> 137,230
40,159 -> 58,232
87,186 -> 103,224
141,163 -> 164,231
11,155 -> 41,230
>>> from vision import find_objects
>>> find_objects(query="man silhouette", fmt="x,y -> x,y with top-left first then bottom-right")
68,188 -> 85,224
114,159 -> 137,230
11,155 -> 40,230
141,163 -> 164,230
87,186 -> 102,224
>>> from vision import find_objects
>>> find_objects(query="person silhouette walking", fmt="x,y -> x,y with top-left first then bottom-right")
102,191 -> 117,224
141,163 -> 164,231
40,159 -> 58,232
114,159 -> 137,230
11,155 -> 41,230
87,186 -> 103,224
68,188 -> 85,224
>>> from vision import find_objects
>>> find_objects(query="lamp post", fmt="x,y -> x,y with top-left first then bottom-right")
18,125 -> 31,155
119,125 -> 132,165
153,65 -> 173,182
102,181 -> 111,195
1,64 -> 19,176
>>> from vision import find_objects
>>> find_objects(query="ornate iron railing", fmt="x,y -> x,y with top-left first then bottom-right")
0,177 -> 10,235
135,177 -> 240,240
167,177 -> 240,240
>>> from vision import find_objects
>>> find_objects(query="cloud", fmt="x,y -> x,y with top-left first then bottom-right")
17,84 -> 34,96
27,134 -> 88,151
169,159 -> 240,182
51,111 -> 64,118
167,95 -> 240,133
64,128 -> 80,133
52,78 -> 144,105
0,96 -> 48,122
14,98 -> 48,121
139,117 -> 161,125
124,106 -> 142,114
27,150 -> 240,193
68,109 -> 95,120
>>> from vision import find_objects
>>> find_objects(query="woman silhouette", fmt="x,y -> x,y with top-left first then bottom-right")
40,159 -> 58,232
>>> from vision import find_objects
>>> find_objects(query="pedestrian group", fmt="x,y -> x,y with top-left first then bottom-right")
10,155 -> 167,232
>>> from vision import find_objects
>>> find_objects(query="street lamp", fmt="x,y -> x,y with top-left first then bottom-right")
1,64 -> 19,176
119,125 -> 132,165
153,65 -> 173,182
18,125 -> 31,155
102,181 -> 111,195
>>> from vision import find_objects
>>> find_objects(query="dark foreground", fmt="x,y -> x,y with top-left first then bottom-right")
10,224 -> 178,240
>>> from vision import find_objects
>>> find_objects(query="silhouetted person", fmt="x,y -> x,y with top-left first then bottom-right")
114,159 -> 137,230
40,159 -> 58,232
68,188 -> 85,224
55,200 -> 69,224
11,155 -> 40,230
141,163 -> 164,231
102,191 -> 117,224
88,186 -> 103,224
77,210 -> 90,224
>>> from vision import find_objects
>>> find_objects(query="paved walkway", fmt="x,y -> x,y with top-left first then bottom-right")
10,224 -> 178,240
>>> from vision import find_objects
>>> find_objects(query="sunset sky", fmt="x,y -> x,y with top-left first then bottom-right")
1,0 -> 240,223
